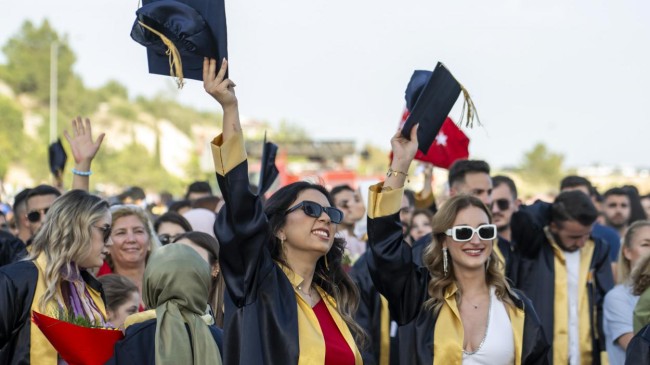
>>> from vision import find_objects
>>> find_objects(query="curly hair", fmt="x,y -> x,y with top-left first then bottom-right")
28,190 -> 109,311
422,194 -> 516,314
264,181 -> 367,345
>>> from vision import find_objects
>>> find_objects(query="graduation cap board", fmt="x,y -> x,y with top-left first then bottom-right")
48,139 -> 67,177
130,0 -> 228,88
401,62 -> 479,153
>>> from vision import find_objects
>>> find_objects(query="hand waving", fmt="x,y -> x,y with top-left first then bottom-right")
63,117 -> 105,165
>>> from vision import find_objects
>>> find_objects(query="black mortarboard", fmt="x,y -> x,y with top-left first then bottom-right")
258,132 -> 279,196
131,0 -> 228,87
48,139 -> 67,176
401,62 -> 479,153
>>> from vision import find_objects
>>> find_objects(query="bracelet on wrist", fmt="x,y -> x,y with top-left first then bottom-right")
386,168 -> 408,178
72,168 -> 92,176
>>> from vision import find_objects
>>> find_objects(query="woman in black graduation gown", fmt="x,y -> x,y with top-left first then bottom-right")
366,126 -> 549,364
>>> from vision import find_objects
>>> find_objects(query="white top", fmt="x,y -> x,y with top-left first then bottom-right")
462,287 -> 515,365
564,249 -> 581,365
604,284 -> 639,365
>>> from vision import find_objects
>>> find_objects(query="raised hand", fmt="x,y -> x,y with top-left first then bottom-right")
390,124 -> 419,171
203,58 -> 237,108
64,117 -> 105,166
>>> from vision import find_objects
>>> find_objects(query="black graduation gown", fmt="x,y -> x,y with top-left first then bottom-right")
367,209 -> 550,364
625,324 -> 650,365
106,318 -> 223,365
0,260 -> 104,364
0,231 -> 27,267
350,252 -> 399,365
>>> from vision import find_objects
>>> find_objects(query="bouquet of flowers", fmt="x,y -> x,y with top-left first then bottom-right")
32,311 -> 124,365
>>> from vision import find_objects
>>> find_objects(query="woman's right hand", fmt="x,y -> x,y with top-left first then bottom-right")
203,58 -> 237,109
390,125 -> 419,172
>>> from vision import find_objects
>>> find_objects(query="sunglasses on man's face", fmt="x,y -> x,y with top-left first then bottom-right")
445,224 -> 497,242
93,224 -> 112,243
285,201 -> 344,224
490,198 -> 510,211
27,208 -> 49,223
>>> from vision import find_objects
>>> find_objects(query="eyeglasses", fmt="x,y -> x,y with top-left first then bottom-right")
286,201 -> 343,224
445,224 -> 497,242
93,224 -> 112,243
158,233 -> 182,245
491,198 -> 510,211
27,208 -> 49,223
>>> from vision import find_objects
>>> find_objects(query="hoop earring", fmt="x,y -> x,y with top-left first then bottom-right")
486,256 -> 491,273
443,247 -> 449,276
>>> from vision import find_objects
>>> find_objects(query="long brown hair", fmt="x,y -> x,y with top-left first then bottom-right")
173,231 -> 226,327
422,194 -> 516,314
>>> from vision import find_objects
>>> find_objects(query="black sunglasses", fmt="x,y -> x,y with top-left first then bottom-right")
286,201 -> 343,224
490,198 -> 510,211
27,208 -> 49,223
93,224 -> 112,243
158,233 -> 182,245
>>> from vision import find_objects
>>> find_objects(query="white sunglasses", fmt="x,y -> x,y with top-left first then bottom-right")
445,224 -> 497,242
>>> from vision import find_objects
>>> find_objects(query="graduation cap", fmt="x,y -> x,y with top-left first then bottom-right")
257,132 -> 279,196
401,62 -> 479,153
48,139 -> 67,177
130,0 -> 228,88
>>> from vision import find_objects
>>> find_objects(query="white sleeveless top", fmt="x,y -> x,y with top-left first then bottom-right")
462,287 -> 515,365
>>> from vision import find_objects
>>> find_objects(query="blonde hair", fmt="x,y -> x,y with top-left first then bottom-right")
105,204 -> 161,271
422,194 -> 516,314
618,220 -> 650,284
632,253 -> 650,296
28,190 -> 109,311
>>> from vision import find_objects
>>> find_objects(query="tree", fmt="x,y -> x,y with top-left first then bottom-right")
518,142 -> 565,190
1,20 -> 76,103
0,96 -> 24,179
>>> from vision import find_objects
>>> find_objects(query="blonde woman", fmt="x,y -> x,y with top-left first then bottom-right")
603,220 -> 650,365
98,204 -> 160,311
0,190 -> 111,364
366,128 -> 549,364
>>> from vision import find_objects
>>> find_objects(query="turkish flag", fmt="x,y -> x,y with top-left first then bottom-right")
398,109 -> 469,169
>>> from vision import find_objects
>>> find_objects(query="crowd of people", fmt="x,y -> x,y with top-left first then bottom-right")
1,58 -> 650,365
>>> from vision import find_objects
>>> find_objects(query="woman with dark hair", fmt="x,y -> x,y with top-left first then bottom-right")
173,231 -> 225,327
0,190 -> 111,364
154,211 -> 192,245
365,127 -> 549,364
203,58 -> 364,364
98,274 -> 140,329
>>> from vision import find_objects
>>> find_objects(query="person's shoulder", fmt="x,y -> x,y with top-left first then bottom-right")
123,318 -> 157,338
0,259 -> 36,277
604,284 -> 632,304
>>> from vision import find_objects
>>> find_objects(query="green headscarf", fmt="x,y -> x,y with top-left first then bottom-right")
143,244 -> 222,365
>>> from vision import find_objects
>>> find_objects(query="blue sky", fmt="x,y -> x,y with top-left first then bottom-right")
3,0 -> 649,168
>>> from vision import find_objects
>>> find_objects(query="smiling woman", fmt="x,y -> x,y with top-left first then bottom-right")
0,190 -> 111,364
97,205 -> 161,311
204,58 -> 365,365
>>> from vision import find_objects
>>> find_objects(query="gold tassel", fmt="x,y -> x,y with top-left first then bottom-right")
137,21 -> 184,89
458,83 -> 480,128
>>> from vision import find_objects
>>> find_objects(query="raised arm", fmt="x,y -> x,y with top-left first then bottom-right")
203,58 -> 273,305
64,117 -> 105,191
367,126 -> 428,324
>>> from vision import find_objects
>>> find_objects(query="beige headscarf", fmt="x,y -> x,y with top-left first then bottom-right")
143,244 -> 222,365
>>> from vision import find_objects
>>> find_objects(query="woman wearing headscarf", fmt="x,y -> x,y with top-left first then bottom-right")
365,126 -> 549,364
0,190 -> 111,364
106,243 -> 223,365
204,58 -> 364,364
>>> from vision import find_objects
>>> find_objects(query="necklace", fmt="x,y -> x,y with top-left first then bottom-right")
296,284 -> 314,305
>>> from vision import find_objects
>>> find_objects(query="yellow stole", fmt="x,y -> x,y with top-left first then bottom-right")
433,283 -> 525,365
30,254 -> 107,365
492,238 -> 506,274
545,228 -> 596,365
279,265 -> 363,365
379,295 -> 390,365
